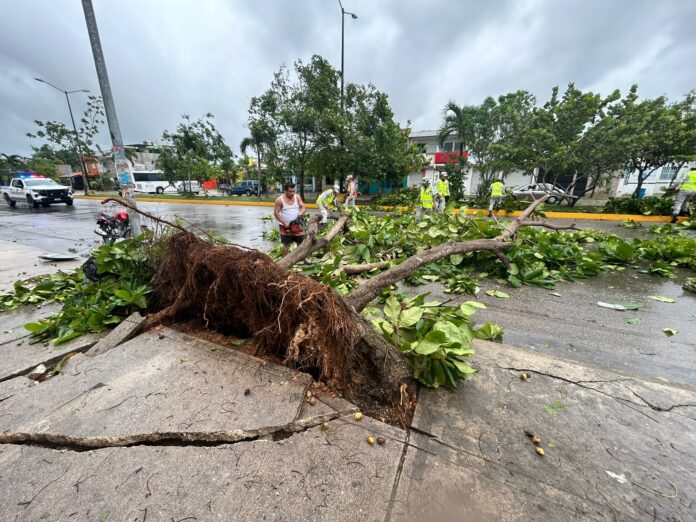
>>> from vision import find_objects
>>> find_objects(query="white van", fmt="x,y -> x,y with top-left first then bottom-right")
132,171 -> 177,194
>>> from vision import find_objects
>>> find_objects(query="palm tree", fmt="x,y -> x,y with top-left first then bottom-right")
437,101 -> 475,155
240,121 -> 275,197
0,153 -> 28,172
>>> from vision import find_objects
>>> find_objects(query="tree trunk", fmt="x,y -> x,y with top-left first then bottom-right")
633,169 -> 646,198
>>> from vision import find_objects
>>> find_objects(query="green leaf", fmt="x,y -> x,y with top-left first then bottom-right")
544,405 -> 558,416
450,359 -> 476,375
384,295 -> 401,324
625,318 -> 641,325
662,328 -> 678,337
398,307 -> 423,327
449,254 -> 464,265
485,290 -> 510,298
648,296 -> 675,303
230,338 -> 248,346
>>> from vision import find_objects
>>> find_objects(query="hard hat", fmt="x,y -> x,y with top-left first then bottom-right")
440,172 -> 448,177
346,174 -> 354,179
422,177 -> 430,184
333,184 -> 340,192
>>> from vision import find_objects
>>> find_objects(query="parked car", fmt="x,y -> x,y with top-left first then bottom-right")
2,176 -> 73,208
225,180 -> 264,196
511,183 -> 577,205
176,180 -> 201,194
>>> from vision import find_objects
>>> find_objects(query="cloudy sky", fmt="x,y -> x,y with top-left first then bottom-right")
1,0 -> 695,156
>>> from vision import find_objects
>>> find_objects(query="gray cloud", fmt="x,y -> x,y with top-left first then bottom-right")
1,0 -> 694,156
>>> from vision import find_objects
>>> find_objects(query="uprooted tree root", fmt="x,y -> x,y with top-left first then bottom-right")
146,232 -> 416,424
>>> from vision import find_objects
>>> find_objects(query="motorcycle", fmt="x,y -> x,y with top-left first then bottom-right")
94,210 -> 131,244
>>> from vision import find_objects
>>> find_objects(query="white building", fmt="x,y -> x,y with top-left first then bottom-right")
407,130 -> 533,195
617,164 -> 692,197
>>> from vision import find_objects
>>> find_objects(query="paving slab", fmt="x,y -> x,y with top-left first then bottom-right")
0,415 -> 405,521
0,303 -> 62,346
392,340 -> 696,521
0,331 -> 104,383
85,312 -> 144,356
0,328 -> 312,446
0,240 -> 81,292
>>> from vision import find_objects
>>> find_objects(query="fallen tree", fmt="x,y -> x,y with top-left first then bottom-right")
134,196 -> 551,423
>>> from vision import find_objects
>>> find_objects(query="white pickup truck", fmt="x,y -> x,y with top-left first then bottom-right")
2,177 -> 74,208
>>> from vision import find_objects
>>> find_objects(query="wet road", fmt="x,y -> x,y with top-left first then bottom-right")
2,198 -> 694,387
0,199 -> 279,256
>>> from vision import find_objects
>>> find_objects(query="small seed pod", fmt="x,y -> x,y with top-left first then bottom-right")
320,422 -> 329,431
367,435 -> 375,445
531,435 -> 541,445
376,437 -> 386,445
308,396 -> 317,406
524,429 -> 534,438
306,390 -> 313,398
354,412 -> 363,421
536,447 -> 545,456
520,372 -> 529,381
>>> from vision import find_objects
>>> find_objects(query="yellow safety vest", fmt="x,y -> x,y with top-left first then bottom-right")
316,190 -> 335,207
491,182 -> 504,197
420,187 -> 433,209
437,180 -> 450,197
681,170 -> 696,191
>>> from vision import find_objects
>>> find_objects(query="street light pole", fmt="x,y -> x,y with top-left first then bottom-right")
81,0 -> 140,235
338,0 -> 357,112
34,78 -> 90,195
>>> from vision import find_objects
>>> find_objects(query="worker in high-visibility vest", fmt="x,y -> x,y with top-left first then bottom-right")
436,171 -> 450,213
671,166 -> 696,223
488,178 -> 505,217
316,184 -> 340,224
416,177 -> 434,221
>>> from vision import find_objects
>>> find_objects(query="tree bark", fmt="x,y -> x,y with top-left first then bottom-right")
277,213 -> 350,269
343,260 -> 391,275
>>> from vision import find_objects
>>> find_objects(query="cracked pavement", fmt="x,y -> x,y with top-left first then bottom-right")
1,237 -> 696,519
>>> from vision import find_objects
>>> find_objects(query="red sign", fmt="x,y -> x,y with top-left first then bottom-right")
434,151 -> 468,164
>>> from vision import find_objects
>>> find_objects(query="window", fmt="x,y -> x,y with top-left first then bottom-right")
660,166 -> 678,181
11,179 -> 22,188
415,143 -> 427,153
443,142 -> 454,152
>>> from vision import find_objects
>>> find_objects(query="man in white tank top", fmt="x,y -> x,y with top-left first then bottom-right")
273,181 -> 307,256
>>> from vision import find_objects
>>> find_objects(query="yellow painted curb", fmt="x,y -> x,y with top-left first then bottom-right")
75,196 -> 686,222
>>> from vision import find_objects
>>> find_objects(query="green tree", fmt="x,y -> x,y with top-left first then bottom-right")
609,86 -> 685,197
0,153 -> 27,174
27,95 -> 106,190
438,91 -> 535,194
158,114 -> 235,195
240,120 -> 276,197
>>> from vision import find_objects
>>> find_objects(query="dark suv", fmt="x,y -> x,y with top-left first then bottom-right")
225,180 -> 264,196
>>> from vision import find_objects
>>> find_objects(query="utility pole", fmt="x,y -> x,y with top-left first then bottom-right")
34,78 -> 90,195
81,0 -> 141,234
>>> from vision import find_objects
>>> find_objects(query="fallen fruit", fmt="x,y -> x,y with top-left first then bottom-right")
367,435 -> 375,445
308,396 -> 317,406
354,412 -> 363,421
524,429 -> 534,438
306,390 -> 312,398
520,372 -> 529,381
531,435 -> 541,445
321,422 -> 329,431
376,437 -> 386,445
536,447 -> 545,456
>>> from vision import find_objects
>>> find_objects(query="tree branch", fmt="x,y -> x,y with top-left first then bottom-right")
343,260 -> 391,275
101,198 -> 187,232
519,222 -> 580,231
277,213 -> 351,269
344,196 -> 550,313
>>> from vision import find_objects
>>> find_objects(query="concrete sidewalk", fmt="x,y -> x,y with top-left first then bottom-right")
0,319 -> 694,520
0,240 -> 82,292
